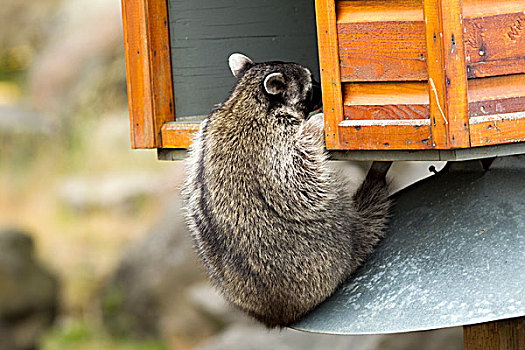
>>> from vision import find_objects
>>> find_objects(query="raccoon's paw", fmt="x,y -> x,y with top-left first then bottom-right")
302,113 -> 325,145
306,112 -> 324,131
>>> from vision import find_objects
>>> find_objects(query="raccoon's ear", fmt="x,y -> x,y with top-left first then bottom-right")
263,72 -> 286,95
228,53 -> 254,78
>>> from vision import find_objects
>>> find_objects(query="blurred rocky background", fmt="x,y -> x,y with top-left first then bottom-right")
0,0 -> 455,349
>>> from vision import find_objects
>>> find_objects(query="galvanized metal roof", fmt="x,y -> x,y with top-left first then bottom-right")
293,155 -> 525,335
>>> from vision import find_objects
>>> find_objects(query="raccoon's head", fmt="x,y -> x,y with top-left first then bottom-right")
228,53 -> 322,120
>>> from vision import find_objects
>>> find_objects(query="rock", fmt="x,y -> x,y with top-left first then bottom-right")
0,105 -> 51,135
197,325 -> 382,350
101,195 -> 218,340
0,229 -> 59,350
187,283 -> 249,325
197,324 -> 463,350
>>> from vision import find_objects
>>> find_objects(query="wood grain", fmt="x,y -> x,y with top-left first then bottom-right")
465,12 -> 525,78
338,74 -> 525,148
343,81 -> 429,105
337,0 -> 423,23
424,0 -> 449,148
469,97 -> 525,118
439,0 -> 470,148
470,112 -> 525,147
121,0 -> 175,149
337,21 -> 427,82
145,0 -> 175,145
338,120 -> 433,150
468,74 -> 525,117
316,0 -> 344,149
160,122 -> 200,149
468,74 -> 525,102
463,0 -> 525,19
155,0 -> 525,152
343,105 -> 430,120
342,81 -> 429,120
336,0 -> 426,82
336,1 -> 525,82
464,317 -> 525,350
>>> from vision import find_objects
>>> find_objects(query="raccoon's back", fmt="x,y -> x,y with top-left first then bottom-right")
182,119 -> 391,327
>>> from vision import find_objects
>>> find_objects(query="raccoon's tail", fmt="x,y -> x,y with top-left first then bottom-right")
351,161 -> 392,264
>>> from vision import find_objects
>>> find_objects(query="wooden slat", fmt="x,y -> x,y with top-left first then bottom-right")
470,113 -> 525,147
158,120 -> 435,150
439,0 -> 470,148
424,0 -> 449,148
146,0 -> 175,143
464,317 -> 525,350
338,74 -> 525,149
463,0 -> 525,18
337,6 -> 427,82
121,0 -> 175,149
337,0 -> 423,23
465,12 -> 525,78
338,120 -> 432,150
160,122 -> 200,149
316,0 -> 344,149
470,97 -> 525,118
158,110 -> 525,151
468,74 -> 525,102
336,1 -> 525,82
343,105 -> 430,120
343,82 -> 429,105
468,74 -> 525,117
342,82 -> 429,120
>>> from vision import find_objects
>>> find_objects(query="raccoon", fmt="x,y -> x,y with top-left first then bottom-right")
182,53 -> 391,328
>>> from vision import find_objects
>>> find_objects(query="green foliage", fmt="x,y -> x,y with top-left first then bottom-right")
41,320 -> 167,350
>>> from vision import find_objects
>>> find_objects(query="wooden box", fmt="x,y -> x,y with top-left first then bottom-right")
122,0 -> 525,159
317,0 -> 525,151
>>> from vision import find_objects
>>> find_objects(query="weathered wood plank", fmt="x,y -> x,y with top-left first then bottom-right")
343,105 -> 430,120
470,113 -> 525,147
336,1 -> 525,82
337,0 -> 423,23
468,73 -> 525,102
439,0 -> 470,148
160,122 -> 200,149
469,97 -> 525,118
343,81 -> 428,105
122,0 -> 154,148
121,0 -> 175,149
338,120 -> 433,150
337,21 -> 427,82
342,81 -> 429,120
337,0 -> 426,81
339,74 -> 525,149
463,0 -> 525,18
465,12 -> 525,78
464,317 -> 525,350
316,0 -> 344,149
424,0 -> 449,148
468,74 -> 525,117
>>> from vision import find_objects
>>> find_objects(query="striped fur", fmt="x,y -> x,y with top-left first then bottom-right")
182,55 -> 390,327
